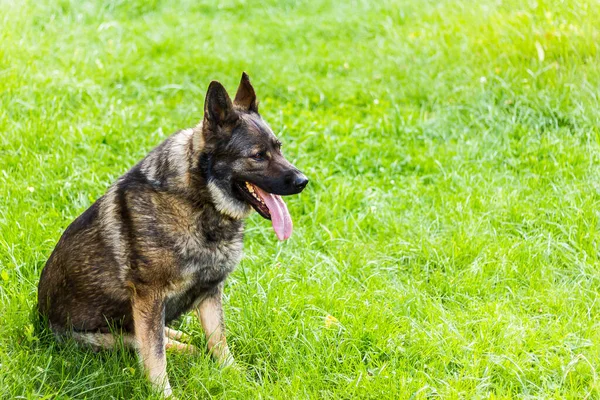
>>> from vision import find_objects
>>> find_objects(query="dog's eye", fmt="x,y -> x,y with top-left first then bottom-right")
251,152 -> 266,161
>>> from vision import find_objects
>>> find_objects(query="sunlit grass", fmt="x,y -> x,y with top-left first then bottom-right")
1,0 -> 600,398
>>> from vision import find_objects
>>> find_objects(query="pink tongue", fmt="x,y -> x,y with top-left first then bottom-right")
254,186 -> 293,241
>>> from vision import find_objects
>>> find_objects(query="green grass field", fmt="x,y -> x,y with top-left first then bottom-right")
2,0 -> 600,398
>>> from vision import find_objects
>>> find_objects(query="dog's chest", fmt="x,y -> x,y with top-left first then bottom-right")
181,235 -> 244,283
161,213 -> 243,322
173,211 -> 244,285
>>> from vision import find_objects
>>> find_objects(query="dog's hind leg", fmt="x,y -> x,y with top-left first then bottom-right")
164,327 -> 190,342
165,337 -> 197,353
70,331 -> 138,351
164,327 -> 197,353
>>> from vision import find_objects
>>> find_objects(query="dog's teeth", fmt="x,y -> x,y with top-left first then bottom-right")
245,182 -> 264,204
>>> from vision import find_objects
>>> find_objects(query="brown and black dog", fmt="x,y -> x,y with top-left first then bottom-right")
37,73 -> 308,396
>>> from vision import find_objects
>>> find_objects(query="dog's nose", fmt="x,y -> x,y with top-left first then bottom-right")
293,173 -> 309,191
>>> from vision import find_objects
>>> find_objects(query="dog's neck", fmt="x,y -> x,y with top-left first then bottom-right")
137,123 -> 250,221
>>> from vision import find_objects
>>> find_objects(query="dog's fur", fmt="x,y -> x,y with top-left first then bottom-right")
37,73 -> 307,396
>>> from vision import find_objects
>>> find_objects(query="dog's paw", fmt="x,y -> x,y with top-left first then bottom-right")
219,354 -> 249,375
149,376 -> 172,398
218,352 -> 236,369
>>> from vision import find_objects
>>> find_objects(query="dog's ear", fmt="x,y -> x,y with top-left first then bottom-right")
204,81 -> 235,125
233,72 -> 258,113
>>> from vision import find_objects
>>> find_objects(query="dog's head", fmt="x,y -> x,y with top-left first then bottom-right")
199,73 -> 308,240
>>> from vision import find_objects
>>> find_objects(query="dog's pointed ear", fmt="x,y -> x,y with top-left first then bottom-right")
204,81 -> 235,125
233,72 -> 258,113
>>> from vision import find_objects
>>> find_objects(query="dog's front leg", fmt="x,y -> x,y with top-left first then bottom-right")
195,285 -> 234,366
132,294 -> 172,397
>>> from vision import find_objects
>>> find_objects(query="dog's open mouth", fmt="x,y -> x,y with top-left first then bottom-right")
235,181 -> 293,241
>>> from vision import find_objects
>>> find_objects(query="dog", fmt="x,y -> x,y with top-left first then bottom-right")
37,72 -> 308,396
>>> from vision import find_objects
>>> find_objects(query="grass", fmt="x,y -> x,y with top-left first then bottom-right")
1,0 -> 600,398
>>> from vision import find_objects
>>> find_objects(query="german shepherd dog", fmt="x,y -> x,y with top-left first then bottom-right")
37,73 -> 308,396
